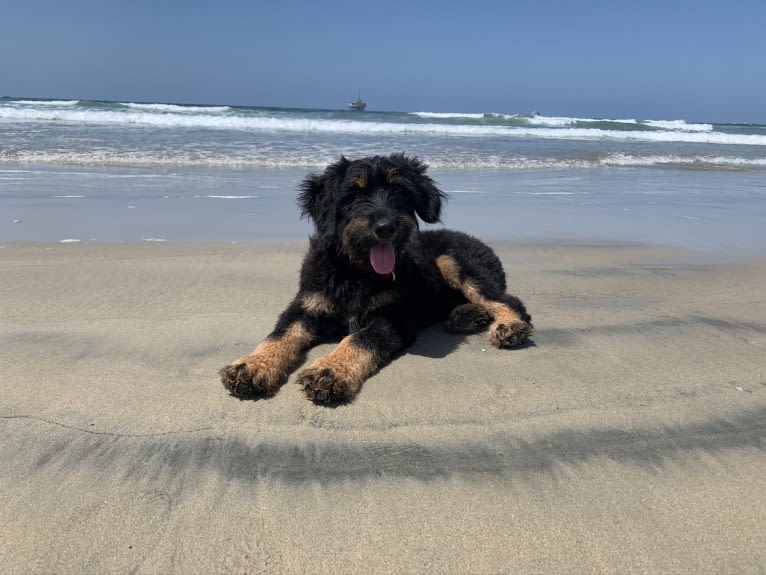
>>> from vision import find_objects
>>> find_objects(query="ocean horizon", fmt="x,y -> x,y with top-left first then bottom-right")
1,96 -> 765,256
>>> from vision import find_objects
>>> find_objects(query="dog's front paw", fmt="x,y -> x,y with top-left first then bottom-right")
219,355 -> 285,398
489,321 -> 532,349
297,366 -> 357,404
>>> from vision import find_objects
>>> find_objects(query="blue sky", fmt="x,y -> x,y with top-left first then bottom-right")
2,0 -> 765,123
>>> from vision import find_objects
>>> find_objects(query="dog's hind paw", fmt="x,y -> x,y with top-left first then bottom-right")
298,367 -> 357,404
446,303 -> 493,334
489,321 -> 532,349
219,356 -> 285,398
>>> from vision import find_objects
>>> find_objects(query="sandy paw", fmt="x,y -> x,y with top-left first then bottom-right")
297,366 -> 356,404
489,321 -> 532,349
219,356 -> 285,398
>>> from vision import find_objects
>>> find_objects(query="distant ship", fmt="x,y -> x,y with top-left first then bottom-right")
348,90 -> 366,111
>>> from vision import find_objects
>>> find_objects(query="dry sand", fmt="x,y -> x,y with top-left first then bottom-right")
1,241 -> 765,574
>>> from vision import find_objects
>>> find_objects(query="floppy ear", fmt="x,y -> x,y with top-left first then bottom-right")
298,156 -> 350,236
297,173 -> 323,223
392,154 -> 447,223
414,171 -> 446,223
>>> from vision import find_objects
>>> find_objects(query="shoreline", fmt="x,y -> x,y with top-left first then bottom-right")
2,240 -> 765,573
0,237 -> 755,268
2,163 -> 765,260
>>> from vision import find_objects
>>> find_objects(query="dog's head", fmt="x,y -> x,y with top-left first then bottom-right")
298,154 -> 447,275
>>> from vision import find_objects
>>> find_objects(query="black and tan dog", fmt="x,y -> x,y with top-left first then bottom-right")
220,154 -> 532,403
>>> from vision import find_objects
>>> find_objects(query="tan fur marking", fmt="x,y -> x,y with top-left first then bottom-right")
463,280 -> 523,324
340,216 -> 372,260
386,167 -> 398,184
308,335 -> 377,392
436,255 -> 524,325
343,216 -> 370,238
301,292 -> 335,315
354,172 -> 368,189
236,322 -> 314,379
436,255 -> 463,290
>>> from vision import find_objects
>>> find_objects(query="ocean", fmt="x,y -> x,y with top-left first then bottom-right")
3,97 -> 766,169
1,97 -> 765,255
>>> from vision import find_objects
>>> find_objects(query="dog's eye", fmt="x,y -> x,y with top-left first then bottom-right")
337,193 -> 365,213
344,192 -> 363,203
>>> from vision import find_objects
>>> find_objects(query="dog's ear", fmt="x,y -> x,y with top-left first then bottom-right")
414,170 -> 446,224
298,156 -> 351,233
391,154 -> 447,224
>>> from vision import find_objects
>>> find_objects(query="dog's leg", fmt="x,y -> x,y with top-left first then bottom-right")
436,255 -> 532,348
446,303 -> 493,334
298,317 -> 410,403
220,301 -> 318,398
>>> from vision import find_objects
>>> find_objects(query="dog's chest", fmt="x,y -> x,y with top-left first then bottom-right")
332,283 -> 398,332
300,247 -> 411,331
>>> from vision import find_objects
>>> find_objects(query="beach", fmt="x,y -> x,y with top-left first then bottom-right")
2,98 -> 766,572
2,239 -> 765,573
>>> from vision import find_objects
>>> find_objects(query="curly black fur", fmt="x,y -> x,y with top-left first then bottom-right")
220,154 -> 532,403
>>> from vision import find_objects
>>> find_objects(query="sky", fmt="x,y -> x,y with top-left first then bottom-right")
2,0 -> 765,123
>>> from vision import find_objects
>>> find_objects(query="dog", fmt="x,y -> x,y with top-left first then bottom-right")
220,154 -> 532,403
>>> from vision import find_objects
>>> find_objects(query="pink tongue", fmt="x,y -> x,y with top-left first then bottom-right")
370,243 -> 396,275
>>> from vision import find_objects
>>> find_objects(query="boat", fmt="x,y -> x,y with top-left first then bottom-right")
348,90 -> 366,111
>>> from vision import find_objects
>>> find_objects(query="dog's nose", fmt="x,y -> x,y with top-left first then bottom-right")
372,219 -> 396,240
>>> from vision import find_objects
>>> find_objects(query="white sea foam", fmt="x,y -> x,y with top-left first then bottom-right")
522,191 -> 579,195
524,115 -> 714,132
3,100 -> 765,174
644,119 -> 714,132
199,195 -> 259,199
0,148 -> 334,168
523,127 -> 766,146
2,104 -> 764,146
601,153 -> 766,168
12,99 -> 79,106
5,148 -> 766,171
521,115 -> 578,127
123,102 -> 232,113
411,112 -> 486,119
507,114 -> 640,127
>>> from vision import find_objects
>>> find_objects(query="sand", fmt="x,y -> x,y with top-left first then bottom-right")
1,241 -> 765,574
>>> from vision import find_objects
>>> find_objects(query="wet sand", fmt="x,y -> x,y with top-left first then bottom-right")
1,241 -> 765,573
